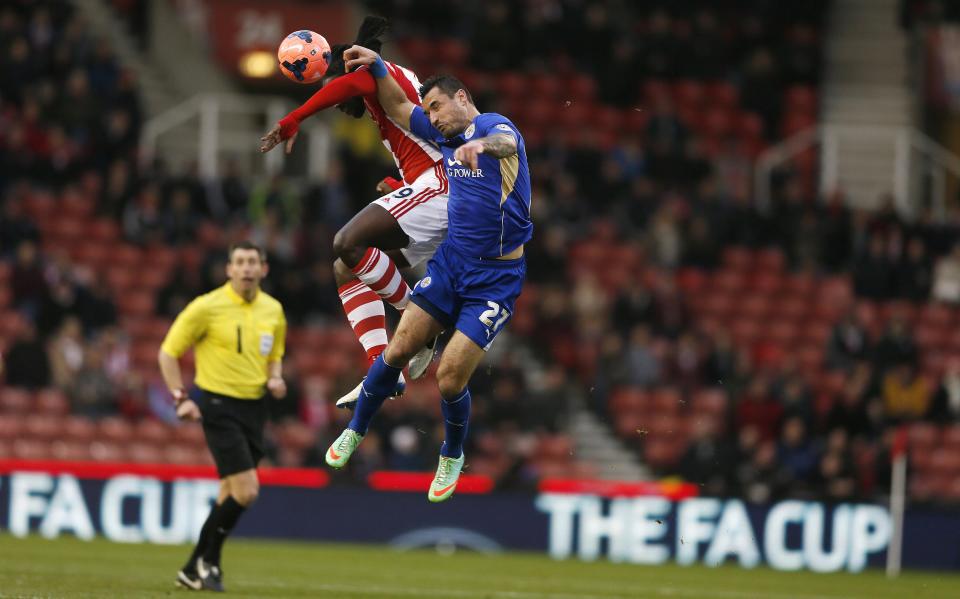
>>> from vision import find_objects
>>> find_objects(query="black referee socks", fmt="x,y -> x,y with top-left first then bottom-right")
203,496 -> 247,566
184,501 -> 220,571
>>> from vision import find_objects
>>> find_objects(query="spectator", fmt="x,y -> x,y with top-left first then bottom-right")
75,275 -> 118,332
11,240 -> 47,315
682,216 -> 720,269
824,362 -> 881,439
678,418 -> 735,496
3,318 -> 50,388
122,184 -> 165,244
625,325 -> 660,388
932,244 -> 960,303
882,365 -> 930,422
736,377 -> 783,442
48,316 -> 85,388
69,345 -> 116,418
927,357 -> 960,421
813,429 -> 858,501
777,416 -> 819,491
825,310 -> 872,371
469,1 -> 520,71
873,314 -> 919,371
896,237 -> 933,300
852,235 -> 892,300
0,190 -> 39,257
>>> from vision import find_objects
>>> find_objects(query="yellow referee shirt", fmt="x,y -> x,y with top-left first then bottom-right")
161,283 -> 287,399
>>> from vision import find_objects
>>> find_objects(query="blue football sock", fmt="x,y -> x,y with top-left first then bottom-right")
440,387 -> 471,459
348,355 -> 402,435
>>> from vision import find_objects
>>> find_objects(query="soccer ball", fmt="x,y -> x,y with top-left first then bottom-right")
277,30 -> 331,84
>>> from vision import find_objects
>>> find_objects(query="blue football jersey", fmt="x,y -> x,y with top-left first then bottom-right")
409,107 -> 533,257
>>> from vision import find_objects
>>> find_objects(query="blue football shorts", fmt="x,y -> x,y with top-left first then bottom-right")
409,242 -> 526,351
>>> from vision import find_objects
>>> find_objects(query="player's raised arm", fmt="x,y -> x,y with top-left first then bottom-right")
343,45 -> 416,130
260,69 -> 378,153
453,133 -> 518,172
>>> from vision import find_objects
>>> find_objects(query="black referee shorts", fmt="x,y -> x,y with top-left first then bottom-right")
193,388 -> 268,478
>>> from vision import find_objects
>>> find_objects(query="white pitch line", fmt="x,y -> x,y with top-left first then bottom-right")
252,579 -> 864,599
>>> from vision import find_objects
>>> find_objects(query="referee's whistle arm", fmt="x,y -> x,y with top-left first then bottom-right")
267,376 -> 287,399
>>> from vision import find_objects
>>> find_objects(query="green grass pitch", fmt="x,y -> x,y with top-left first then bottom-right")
0,535 -> 958,598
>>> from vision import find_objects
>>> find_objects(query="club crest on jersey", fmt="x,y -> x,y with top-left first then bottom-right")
418,277 -> 432,289
464,124 -> 476,139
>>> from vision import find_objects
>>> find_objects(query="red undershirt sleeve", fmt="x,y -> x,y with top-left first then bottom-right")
277,69 -> 378,138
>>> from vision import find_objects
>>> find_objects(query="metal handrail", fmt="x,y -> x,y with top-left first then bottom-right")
139,93 -> 328,181
754,124 -> 960,220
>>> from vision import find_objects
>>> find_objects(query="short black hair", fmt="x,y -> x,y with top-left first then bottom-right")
228,241 -> 266,262
419,74 -> 473,104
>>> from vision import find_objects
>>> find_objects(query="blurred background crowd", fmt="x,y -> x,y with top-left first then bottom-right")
3,0 -> 960,503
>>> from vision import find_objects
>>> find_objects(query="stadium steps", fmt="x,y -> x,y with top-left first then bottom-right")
74,0 -> 261,175
568,406 -> 649,480
821,0 -> 918,210
70,0 -> 180,115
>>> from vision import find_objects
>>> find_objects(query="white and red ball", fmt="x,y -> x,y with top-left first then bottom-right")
277,30 -> 331,84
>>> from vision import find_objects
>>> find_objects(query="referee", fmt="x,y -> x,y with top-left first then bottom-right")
158,241 -> 287,592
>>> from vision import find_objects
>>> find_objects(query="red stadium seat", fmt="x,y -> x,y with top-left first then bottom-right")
721,247 -> 752,271
785,85 -> 817,114
566,74 -> 597,102
624,107 -> 650,133
136,419 -> 172,444
530,74 -> 561,98
12,438 -> 52,460
495,72 -> 526,99
730,318 -> 762,346
765,321 -> 799,345
0,413 -> 24,439
89,440 -> 125,462
88,218 -> 121,243
117,291 -> 154,317
691,388 -> 727,415
172,422 -> 206,447
672,80 -> 704,109
736,111 -> 765,140
34,389 -> 69,415
942,425 -> 960,448
536,435 -> 575,461
700,107 -> 733,137
98,416 -> 135,443
51,440 -> 92,461
609,388 -> 650,415
127,442 -> 164,463
775,297 -> 809,320
918,303 -> 955,329
0,388 -> 32,413
712,271 -> 748,294
739,295 -> 772,319
706,82 -> 739,108
640,80 -> 670,103
651,388 -> 683,414
643,437 -> 686,470
63,416 -> 97,442
106,266 -> 136,293
908,422 -> 941,450
435,38 -> 468,67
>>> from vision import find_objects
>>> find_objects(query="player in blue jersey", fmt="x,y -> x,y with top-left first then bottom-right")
324,45 -> 532,503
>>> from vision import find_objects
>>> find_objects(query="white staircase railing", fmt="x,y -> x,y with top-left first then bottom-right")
141,93 -> 332,182
755,125 -> 960,219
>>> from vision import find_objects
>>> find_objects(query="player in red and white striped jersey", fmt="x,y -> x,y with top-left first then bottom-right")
261,17 -> 445,393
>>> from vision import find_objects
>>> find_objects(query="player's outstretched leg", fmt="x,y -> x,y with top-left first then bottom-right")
326,355 -> 401,468
427,331 -> 486,503
327,304 -> 444,467
429,388 -> 471,503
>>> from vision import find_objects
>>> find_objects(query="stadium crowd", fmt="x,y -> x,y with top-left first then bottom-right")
3,0 -> 960,501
